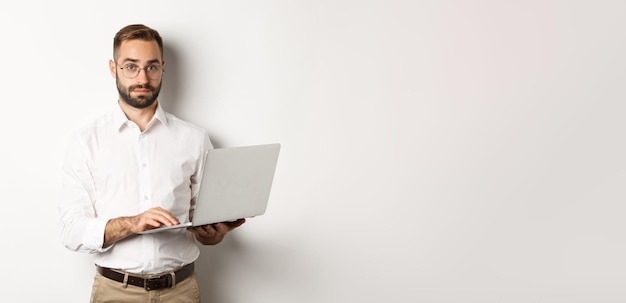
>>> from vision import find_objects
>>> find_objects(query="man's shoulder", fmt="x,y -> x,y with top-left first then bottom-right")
163,112 -> 208,135
70,112 -> 116,138
162,112 -> 212,149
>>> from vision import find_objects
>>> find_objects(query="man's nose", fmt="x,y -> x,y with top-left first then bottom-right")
135,68 -> 149,83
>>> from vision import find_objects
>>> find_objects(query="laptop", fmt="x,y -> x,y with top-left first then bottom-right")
139,143 -> 281,234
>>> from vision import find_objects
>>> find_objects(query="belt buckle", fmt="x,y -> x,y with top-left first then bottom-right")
143,275 -> 171,291
144,278 -> 152,291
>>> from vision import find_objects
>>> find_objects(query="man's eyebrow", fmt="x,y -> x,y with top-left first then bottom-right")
119,58 -> 138,64
119,58 -> 162,65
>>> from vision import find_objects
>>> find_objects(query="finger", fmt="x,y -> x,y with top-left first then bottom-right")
144,218 -> 165,228
188,224 -> 216,237
203,224 -> 220,235
146,208 -> 179,226
214,222 -> 237,235
209,223 -> 226,234
224,218 -> 246,229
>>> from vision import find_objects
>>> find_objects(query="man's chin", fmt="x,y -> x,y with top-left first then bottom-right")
133,101 -> 154,109
122,97 -> 157,109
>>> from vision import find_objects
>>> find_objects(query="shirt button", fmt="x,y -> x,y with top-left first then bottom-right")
143,195 -> 148,200
142,163 -> 147,168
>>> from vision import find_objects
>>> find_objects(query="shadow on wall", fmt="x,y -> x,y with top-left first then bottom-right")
160,42 -> 183,119
161,42 -> 225,148
161,42 -> 241,300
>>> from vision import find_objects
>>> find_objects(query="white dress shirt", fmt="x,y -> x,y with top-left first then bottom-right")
59,101 -> 212,274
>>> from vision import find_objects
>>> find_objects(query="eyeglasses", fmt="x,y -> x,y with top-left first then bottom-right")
117,63 -> 164,80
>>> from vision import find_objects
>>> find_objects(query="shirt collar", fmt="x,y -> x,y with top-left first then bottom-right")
152,103 -> 169,127
112,101 -> 169,131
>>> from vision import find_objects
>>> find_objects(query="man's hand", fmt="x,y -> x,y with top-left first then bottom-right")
129,207 -> 180,233
104,207 -> 179,247
187,219 -> 246,245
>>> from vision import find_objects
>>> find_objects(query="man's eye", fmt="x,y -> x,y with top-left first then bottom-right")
146,65 -> 157,71
125,65 -> 137,71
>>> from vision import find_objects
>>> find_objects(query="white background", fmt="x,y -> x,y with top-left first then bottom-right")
1,1 -> 625,302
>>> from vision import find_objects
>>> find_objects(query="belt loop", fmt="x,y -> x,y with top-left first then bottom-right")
122,272 -> 129,288
170,272 -> 177,288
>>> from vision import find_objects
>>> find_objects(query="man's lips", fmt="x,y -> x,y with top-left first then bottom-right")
132,89 -> 151,94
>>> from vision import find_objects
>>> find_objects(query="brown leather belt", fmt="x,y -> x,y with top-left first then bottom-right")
96,263 -> 194,291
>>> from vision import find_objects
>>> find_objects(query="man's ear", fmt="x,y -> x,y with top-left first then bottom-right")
109,60 -> 116,78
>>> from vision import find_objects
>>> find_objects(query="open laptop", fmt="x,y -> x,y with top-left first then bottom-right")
139,143 -> 281,234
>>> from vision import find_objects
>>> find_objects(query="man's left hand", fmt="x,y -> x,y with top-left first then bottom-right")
187,219 -> 246,245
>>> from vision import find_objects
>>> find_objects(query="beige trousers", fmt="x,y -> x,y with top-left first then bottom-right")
90,272 -> 201,303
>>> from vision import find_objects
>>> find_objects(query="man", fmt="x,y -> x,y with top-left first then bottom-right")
58,24 -> 245,303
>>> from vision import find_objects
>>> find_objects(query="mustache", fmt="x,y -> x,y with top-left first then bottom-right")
130,84 -> 155,91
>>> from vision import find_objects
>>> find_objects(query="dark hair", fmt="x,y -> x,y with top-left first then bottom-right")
113,24 -> 163,61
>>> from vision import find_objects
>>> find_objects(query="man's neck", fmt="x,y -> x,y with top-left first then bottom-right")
118,100 -> 158,132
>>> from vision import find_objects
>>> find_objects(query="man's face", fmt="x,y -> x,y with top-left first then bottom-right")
109,39 -> 164,109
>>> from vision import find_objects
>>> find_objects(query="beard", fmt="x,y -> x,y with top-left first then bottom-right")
116,76 -> 162,109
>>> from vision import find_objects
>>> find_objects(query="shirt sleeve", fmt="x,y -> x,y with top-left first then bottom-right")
58,132 -> 110,253
189,131 -> 213,220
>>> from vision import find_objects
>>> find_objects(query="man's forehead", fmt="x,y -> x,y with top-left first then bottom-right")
117,39 -> 162,62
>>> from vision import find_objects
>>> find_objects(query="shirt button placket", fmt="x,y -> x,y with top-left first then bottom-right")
138,132 -> 154,271
138,133 -> 151,209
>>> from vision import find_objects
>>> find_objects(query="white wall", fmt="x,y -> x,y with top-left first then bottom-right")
1,1 -> 625,302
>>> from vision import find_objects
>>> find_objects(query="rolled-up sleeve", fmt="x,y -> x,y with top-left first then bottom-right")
58,133 -> 110,253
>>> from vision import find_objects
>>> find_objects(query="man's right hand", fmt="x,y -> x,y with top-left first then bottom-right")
129,207 -> 180,233
103,207 -> 179,247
